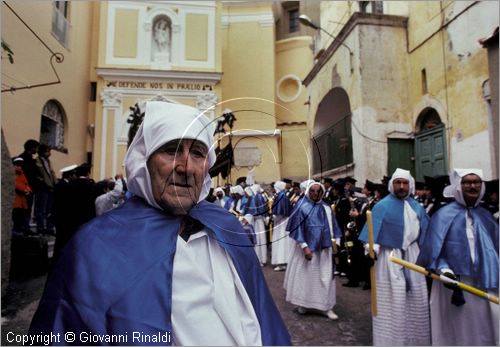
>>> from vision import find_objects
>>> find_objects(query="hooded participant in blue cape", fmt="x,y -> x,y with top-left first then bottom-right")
357,168 -> 431,346
358,187 -> 429,248
272,182 -> 291,217
244,187 -> 268,217
416,168 -> 498,346
417,168 -> 499,290
287,189 -> 341,252
29,101 -> 290,346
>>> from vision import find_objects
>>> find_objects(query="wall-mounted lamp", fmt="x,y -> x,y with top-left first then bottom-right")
299,14 -> 353,73
87,123 -> 95,139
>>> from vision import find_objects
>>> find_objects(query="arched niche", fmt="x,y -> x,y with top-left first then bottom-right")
312,87 -> 352,174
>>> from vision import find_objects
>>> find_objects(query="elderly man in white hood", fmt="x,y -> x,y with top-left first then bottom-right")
358,168 -> 431,346
417,168 -> 499,346
284,181 -> 341,320
29,101 -> 291,346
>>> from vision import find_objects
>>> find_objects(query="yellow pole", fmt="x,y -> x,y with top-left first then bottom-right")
268,198 -> 274,242
366,210 -> 377,316
389,253 -> 499,305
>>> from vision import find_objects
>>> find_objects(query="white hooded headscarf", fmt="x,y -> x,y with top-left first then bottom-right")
300,179 -> 316,193
443,168 -> 485,207
232,185 -> 245,196
125,101 -> 216,210
274,181 -> 286,193
305,181 -> 325,200
214,187 -> 225,198
388,168 -> 415,198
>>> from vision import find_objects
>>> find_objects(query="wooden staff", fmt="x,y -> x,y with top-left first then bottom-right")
389,252 -> 499,305
267,198 -> 274,242
366,210 -> 377,316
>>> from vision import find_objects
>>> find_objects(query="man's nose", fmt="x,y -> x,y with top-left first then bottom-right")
174,149 -> 193,174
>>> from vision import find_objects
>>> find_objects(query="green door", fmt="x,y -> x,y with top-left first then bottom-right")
387,138 -> 415,177
415,125 -> 447,182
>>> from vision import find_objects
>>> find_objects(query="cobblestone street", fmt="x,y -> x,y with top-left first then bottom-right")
262,264 -> 372,346
2,249 -> 373,346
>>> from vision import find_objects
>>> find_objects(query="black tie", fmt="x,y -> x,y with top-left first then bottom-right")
179,215 -> 204,242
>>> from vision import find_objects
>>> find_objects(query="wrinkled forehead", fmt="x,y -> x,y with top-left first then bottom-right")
461,173 -> 481,181
154,138 -> 208,152
393,177 -> 410,183
308,183 -> 323,192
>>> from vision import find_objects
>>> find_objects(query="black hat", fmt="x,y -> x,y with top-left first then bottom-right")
292,182 -> 300,188
343,176 -> 357,185
485,179 -> 499,195
283,178 -> 292,184
381,175 -> 390,186
333,179 -> 344,191
424,175 -> 450,199
12,157 -> 24,165
415,181 -> 425,190
236,176 -> 246,185
323,177 -> 333,185
374,183 -> 389,198
364,179 -> 375,192
76,163 -> 92,177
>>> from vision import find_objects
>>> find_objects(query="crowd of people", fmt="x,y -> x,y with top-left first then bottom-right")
209,166 -> 498,344
11,139 -> 127,259
13,100 -> 497,346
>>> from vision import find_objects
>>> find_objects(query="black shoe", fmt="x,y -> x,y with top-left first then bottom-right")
342,281 -> 359,288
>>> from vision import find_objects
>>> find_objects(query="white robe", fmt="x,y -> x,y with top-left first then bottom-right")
172,231 -> 262,346
271,215 -> 292,265
283,202 -> 336,311
430,277 -> 498,346
372,201 -> 430,346
253,216 -> 267,264
429,212 -> 499,346
284,245 -> 335,311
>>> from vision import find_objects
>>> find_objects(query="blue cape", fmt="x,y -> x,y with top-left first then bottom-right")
287,197 -> 341,252
244,193 -> 268,217
358,194 -> 429,249
272,191 -> 291,217
29,197 -> 291,345
416,202 -> 499,290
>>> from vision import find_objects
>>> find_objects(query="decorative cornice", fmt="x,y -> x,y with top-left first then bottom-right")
100,90 -> 123,107
221,12 -> 274,29
303,13 -> 408,86
276,121 -> 307,126
219,129 -> 282,137
96,68 -> 223,84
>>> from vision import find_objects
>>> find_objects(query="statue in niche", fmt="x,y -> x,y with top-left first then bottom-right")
151,17 -> 171,65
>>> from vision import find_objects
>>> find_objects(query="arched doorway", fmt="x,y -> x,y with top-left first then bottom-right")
414,107 -> 447,181
312,87 -> 352,175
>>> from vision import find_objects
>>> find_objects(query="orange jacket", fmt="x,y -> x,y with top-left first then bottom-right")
13,166 -> 32,209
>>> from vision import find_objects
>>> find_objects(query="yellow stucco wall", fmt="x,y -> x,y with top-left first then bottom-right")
1,1 -> 94,173
113,9 -> 138,58
219,4 -> 281,183
407,1 -> 491,138
275,36 -> 313,179
185,13 -> 209,61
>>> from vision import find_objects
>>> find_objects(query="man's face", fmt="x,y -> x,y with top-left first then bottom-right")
344,182 -> 353,191
41,149 -> 51,158
392,178 -> 410,199
308,184 -> 323,202
216,191 -> 223,199
461,174 -> 482,205
147,139 -> 208,215
362,185 -> 371,196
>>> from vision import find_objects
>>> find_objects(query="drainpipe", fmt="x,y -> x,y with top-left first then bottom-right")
440,1 -> 452,171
